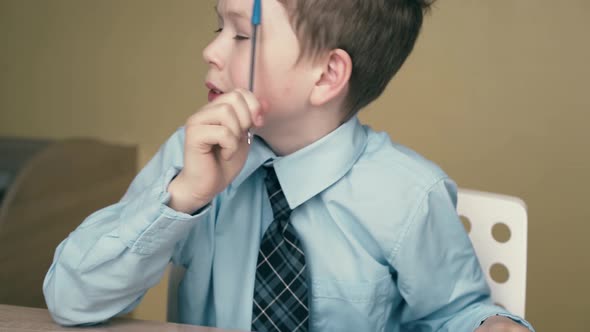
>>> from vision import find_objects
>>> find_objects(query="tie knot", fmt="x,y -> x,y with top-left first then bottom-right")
263,165 -> 292,220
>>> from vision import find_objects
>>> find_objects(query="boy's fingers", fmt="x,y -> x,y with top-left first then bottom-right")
189,124 -> 240,160
233,89 -> 265,127
190,104 -> 242,139
208,90 -> 255,131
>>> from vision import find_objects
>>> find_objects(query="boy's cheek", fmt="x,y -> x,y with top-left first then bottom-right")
229,58 -> 251,89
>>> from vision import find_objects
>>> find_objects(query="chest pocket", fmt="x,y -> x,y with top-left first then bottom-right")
310,274 -> 396,331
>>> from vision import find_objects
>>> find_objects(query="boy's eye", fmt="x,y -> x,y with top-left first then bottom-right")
213,28 -> 249,41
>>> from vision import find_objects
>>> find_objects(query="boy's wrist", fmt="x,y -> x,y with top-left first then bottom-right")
167,174 -> 210,214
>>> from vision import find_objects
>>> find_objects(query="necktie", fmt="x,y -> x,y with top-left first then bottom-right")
251,165 -> 309,332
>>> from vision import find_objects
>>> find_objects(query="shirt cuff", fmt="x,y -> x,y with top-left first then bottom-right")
477,313 -> 535,332
118,166 -> 211,255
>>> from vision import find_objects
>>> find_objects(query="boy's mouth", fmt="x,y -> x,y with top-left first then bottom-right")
208,88 -> 223,102
206,82 -> 224,102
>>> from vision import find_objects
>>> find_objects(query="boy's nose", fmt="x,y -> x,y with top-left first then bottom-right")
202,41 -> 224,70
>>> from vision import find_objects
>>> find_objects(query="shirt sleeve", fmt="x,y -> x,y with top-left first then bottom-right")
42,127 -> 212,326
390,178 -> 535,332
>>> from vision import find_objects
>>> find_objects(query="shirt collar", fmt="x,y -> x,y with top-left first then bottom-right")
232,116 -> 368,210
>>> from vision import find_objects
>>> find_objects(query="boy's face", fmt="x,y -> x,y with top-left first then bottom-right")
204,0 -> 317,129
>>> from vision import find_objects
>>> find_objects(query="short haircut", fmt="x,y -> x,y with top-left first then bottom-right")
279,0 -> 435,116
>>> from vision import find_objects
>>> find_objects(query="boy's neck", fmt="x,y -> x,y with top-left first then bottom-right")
255,108 -> 345,156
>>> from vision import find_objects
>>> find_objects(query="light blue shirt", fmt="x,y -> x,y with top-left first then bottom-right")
43,117 -> 534,331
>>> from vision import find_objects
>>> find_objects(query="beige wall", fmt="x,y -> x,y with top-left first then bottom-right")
1,0 -> 588,330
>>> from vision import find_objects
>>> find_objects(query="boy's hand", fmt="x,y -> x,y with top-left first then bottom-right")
167,89 -> 265,214
475,315 -> 530,332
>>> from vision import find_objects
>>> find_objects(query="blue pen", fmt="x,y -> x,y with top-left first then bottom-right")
247,0 -> 261,145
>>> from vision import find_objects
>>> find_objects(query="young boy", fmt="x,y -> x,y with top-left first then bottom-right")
43,0 -> 534,331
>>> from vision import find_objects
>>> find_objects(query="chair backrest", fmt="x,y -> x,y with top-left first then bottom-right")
167,264 -> 186,323
456,188 -> 528,318
0,138 -> 136,308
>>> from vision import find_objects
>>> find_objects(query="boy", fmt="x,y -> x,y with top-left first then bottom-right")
43,0 -> 534,331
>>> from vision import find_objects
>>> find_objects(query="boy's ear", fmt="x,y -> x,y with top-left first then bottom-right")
309,49 -> 352,107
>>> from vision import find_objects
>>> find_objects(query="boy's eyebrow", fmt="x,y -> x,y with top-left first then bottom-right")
214,5 -> 250,21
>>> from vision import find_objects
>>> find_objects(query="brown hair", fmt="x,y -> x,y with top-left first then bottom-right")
278,0 -> 435,117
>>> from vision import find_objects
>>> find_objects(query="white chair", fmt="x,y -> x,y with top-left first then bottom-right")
456,188 -> 528,318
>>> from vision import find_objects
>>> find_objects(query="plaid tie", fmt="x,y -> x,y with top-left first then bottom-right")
251,165 -> 309,332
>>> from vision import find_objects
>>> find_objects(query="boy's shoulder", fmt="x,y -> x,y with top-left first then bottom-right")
321,124 -> 456,219
319,126 -> 457,261
350,125 -> 451,192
